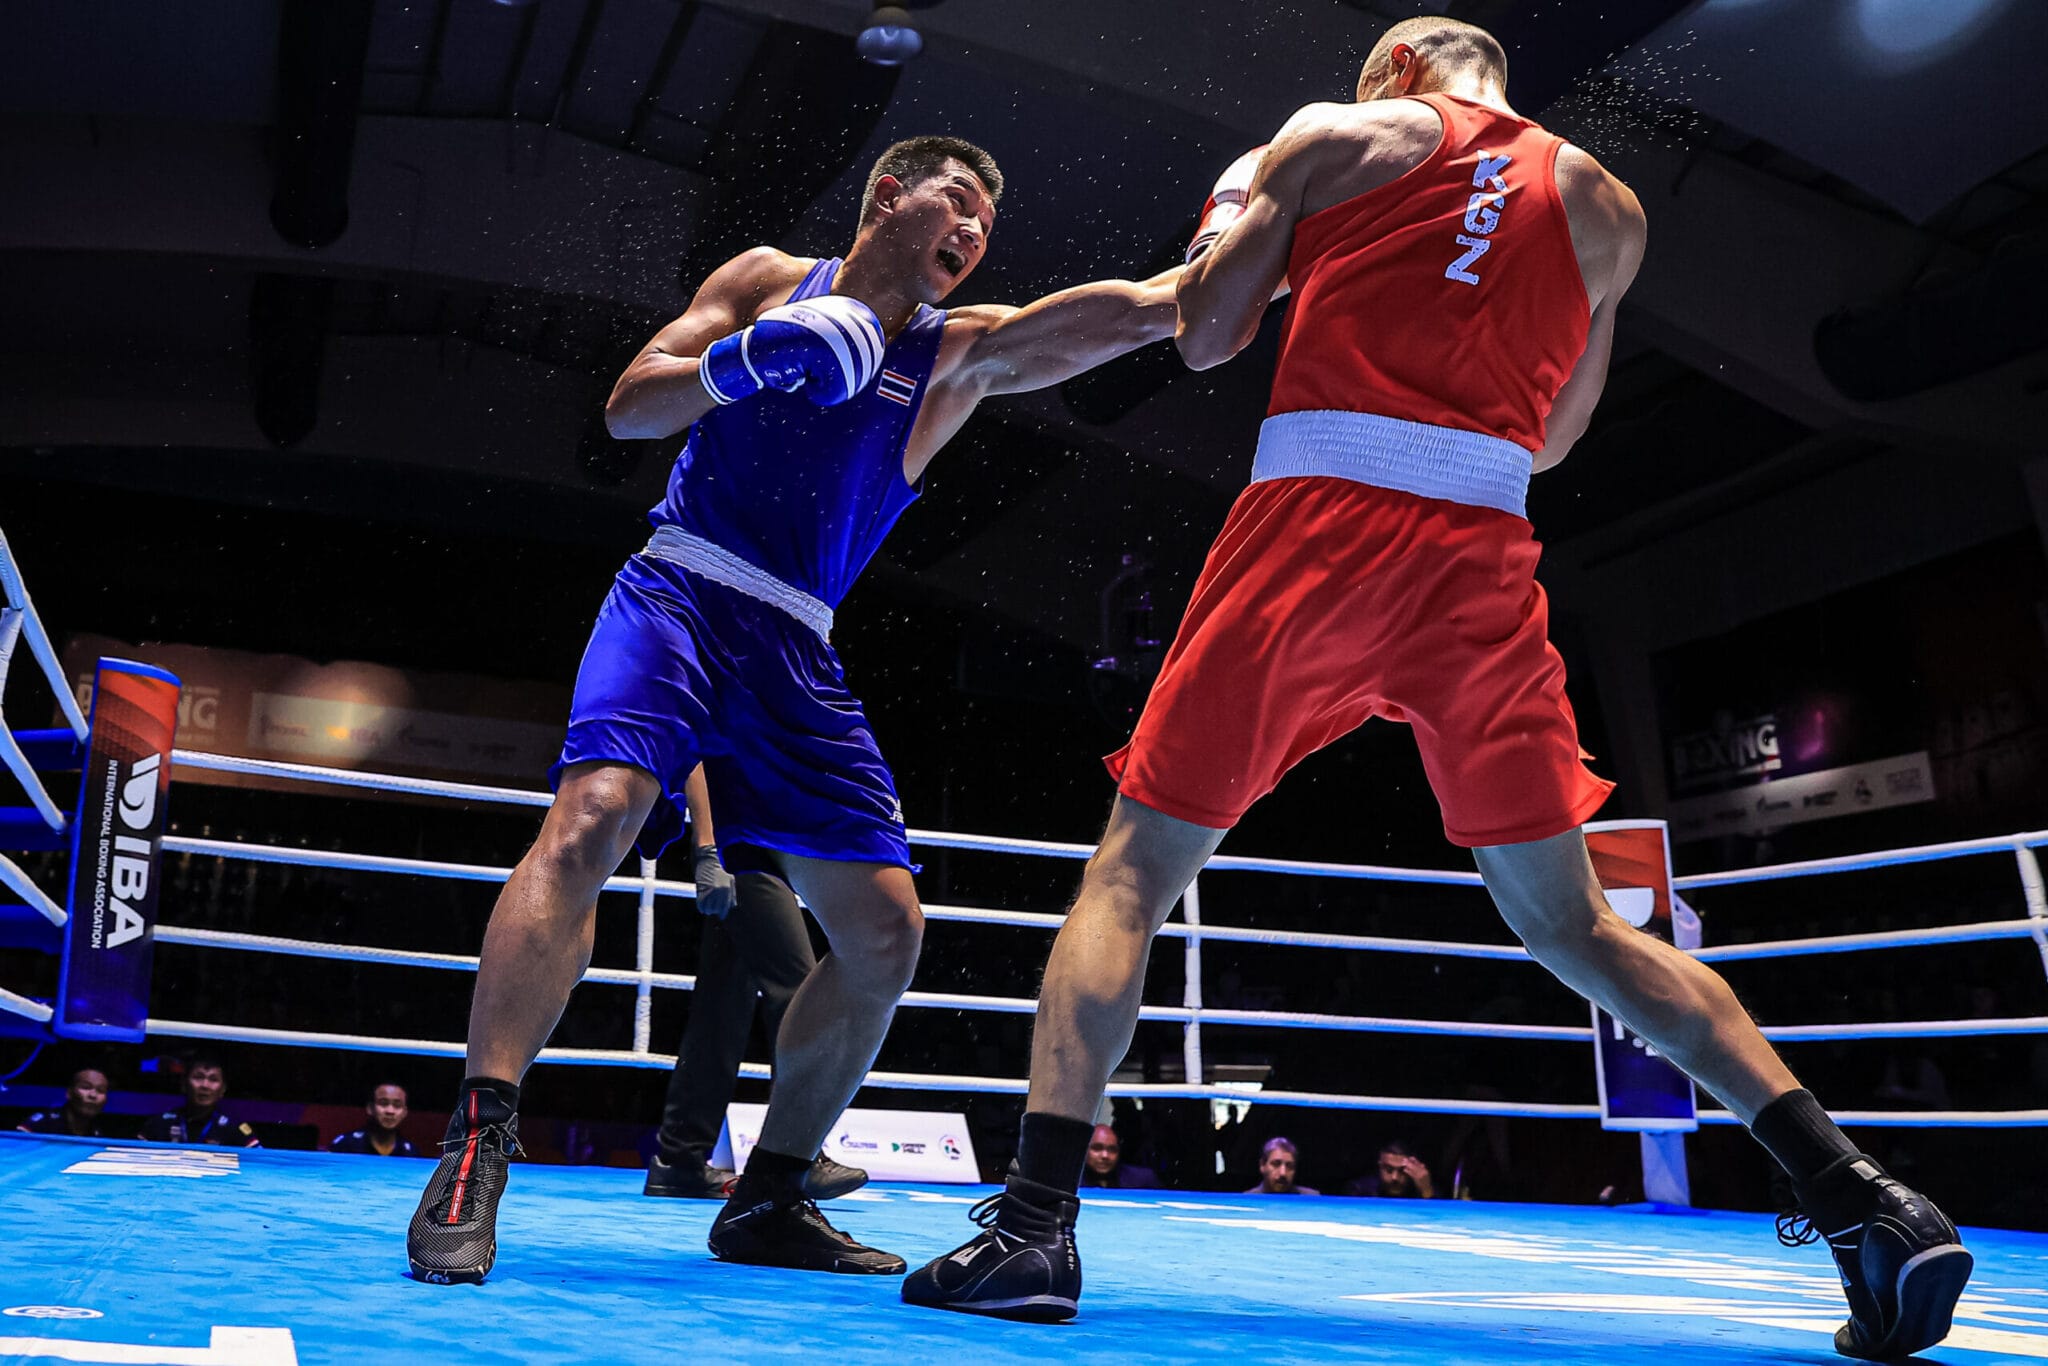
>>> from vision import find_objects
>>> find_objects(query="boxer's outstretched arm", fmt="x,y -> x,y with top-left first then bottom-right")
1176,120 -> 1318,370
948,267 -> 1183,398
605,246 -> 803,440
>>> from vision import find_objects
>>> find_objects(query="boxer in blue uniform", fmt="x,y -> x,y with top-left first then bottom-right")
408,135 -> 1185,1284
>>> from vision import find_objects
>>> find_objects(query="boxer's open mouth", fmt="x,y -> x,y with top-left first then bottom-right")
936,247 -> 966,277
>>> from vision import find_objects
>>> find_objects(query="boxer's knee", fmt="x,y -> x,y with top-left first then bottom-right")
841,892 -> 925,997
1078,851 -> 1181,934
531,765 -> 647,896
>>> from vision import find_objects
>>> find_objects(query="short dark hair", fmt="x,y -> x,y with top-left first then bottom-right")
1361,17 -> 1506,89
369,1081 -> 407,1102
1261,1136 -> 1298,1160
71,1068 -> 109,1087
1379,1138 -> 1414,1158
184,1052 -> 226,1076
859,135 -> 1004,228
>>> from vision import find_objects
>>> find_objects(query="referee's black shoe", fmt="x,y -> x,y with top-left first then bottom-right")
707,1165 -> 904,1274
1780,1153 -> 1973,1361
647,1152 -> 862,1200
642,1153 -> 737,1199
805,1153 -> 869,1201
901,1176 -> 1081,1322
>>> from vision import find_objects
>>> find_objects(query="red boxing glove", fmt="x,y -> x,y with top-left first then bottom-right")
1186,144 -> 1269,264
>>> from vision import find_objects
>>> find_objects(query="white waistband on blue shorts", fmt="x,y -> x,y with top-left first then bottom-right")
641,524 -> 833,642
1250,410 -> 1533,518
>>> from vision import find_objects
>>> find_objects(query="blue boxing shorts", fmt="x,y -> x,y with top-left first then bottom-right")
549,552 -> 910,872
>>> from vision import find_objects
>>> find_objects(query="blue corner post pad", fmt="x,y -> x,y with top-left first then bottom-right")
55,657 -> 182,1044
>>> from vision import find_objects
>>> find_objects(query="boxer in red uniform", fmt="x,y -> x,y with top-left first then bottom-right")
906,19 -> 1972,1358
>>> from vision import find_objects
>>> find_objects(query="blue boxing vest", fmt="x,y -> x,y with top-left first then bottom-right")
648,258 -> 946,608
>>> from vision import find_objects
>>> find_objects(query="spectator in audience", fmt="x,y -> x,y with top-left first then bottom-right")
1080,1123 -> 1159,1189
329,1082 -> 422,1157
1350,1138 -> 1437,1198
17,1068 -> 111,1138
140,1054 -> 260,1147
1245,1136 -> 1318,1195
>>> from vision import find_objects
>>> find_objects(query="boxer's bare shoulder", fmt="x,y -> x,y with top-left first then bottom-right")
1552,145 -> 1646,312
1266,98 -> 1448,219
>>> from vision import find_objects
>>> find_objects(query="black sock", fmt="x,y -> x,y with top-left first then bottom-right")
1750,1089 -> 1858,1186
458,1076 -> 520,1121
733,1145 -> 810,1200
1016,1112 -> 1094,1197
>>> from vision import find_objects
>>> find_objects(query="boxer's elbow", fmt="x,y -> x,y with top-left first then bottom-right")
1175,318 -> 1239,371
605,377 -> 667,440
604,398 -> 645,440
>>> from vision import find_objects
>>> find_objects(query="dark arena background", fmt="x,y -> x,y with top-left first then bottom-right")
3,2 -> 2047,1363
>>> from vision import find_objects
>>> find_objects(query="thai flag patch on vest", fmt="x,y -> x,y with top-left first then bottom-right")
877,369 -> 918,406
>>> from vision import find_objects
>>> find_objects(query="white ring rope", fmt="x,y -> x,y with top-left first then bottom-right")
1674,830 -> 2048,888
0,984 -> 55,1023
152,835 -> 2043,964
138,1017 -> 1604,1117
132,1019 -> 2048,1127
0,853 -> 66,926
2,730 -> 2039,1124
6,542 -> 2039,1127
0,529 -> 89,741
148,924 -> 1591,1039
1692,919 -> 2047,961
149,920 -> 2048,1044
0,692 -> 67,833
169,749 -> 553,808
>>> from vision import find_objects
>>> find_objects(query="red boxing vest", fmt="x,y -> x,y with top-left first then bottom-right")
1269,92 -> 1590,454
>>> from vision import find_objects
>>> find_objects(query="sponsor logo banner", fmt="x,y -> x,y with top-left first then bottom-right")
245,692 -> 560,778
59,660 -> 178,1043
62,632 -> 568,791
1669,713 -> 1781,793
1668,751 -> 1934,841
712,1104 -> 980,1184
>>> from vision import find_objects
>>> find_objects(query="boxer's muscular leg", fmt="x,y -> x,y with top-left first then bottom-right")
466,761 -> 660,1083
1026,796 -> 1226,1121
750,856 -> 922,1160
1474,827 -> 1797,1122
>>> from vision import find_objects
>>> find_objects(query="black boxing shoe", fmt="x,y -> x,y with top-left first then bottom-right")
643,1152 -> 738,1199
901,1176 -> 1081,1323
407,1089 -> 523,1284
804,1153 -> 869,1201
707,1167 -> 904,1274
1780,1153 -> 1974,1361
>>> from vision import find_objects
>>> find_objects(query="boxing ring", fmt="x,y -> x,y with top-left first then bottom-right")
6,532 -> 2048,1363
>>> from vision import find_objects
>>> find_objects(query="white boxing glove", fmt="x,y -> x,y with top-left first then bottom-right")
1186,144 -> 1270,264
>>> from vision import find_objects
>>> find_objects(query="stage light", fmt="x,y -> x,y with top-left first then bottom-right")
858,5 -> 923,65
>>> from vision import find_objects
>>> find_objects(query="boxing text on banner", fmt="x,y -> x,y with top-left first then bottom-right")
713,1103 -> 981,1184
58,659 -> 179,1042
1585,819 -> 1698,1133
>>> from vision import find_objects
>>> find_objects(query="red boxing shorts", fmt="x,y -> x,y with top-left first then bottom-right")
1106,476 -> 1613,847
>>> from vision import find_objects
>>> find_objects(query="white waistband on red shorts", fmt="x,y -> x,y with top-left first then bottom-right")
1250,410 -> 1533,518
641,524 -> 833,642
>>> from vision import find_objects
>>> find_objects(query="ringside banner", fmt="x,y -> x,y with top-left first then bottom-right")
1586,819 -> 1698,1133
58,659 -> 179,1042
713,1104 -> 981,1184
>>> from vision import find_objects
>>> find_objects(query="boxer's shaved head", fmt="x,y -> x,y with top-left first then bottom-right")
1358,17 -> 1506,100
860,135 -> 1004,228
